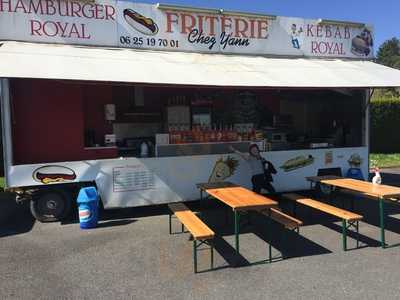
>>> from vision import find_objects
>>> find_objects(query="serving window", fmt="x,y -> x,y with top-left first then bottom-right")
10,78 -> 367,165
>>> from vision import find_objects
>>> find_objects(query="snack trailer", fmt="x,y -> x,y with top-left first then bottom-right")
1,1 -> 400,221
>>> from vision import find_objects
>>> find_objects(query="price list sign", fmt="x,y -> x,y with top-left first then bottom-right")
113,165 -> 155,192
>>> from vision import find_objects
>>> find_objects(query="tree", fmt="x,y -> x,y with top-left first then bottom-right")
376,38 -> 400,97
376,37 -> 400,68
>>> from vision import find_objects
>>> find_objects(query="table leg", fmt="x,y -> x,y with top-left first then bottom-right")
234,210 -> 240,254
379,198 -> 386,248
193,240 -> 197,273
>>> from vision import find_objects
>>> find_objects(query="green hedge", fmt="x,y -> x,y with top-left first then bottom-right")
370,97 -> 400,153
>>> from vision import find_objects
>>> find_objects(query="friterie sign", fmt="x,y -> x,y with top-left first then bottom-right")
0,0 -> 374,58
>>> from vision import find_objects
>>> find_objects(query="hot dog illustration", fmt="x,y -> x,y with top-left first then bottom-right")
33,166 -> 77,184
123,9 -> 158,35
280,155 -> 314,172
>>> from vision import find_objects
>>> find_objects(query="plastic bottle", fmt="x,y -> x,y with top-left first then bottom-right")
372,167 -> 382,185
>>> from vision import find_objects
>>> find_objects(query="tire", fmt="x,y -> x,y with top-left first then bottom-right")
30,189 -> 72,222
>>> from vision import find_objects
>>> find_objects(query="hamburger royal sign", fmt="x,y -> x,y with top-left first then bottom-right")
0,0 -> 374,58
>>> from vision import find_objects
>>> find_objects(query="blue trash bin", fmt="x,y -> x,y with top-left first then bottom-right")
77,187 -> 99,229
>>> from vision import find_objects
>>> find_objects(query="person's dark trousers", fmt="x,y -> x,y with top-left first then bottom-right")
251,174 -> 276,194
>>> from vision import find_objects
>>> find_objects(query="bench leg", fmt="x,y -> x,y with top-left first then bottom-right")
234,210 -> 240,254
182,223 -> 184,233
342,219 -> 347,251
193,240 -> 197,273
210,240 -> 214,269
169,213 -> 172,234
379,198 -> 386,248
356,220 -> 359,249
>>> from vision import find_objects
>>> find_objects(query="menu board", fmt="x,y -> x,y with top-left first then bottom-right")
113,165 -> 155,192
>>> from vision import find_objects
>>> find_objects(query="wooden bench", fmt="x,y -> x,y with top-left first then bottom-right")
260,207 -> 303,261
261,208 -> 303,232
168,203 -> 215,273
283,193 -> 363,251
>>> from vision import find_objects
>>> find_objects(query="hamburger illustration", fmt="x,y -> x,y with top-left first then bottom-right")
351,28 -> 373,56
33,165 -> 77,184
123,9 -> 158,35
280,155 -> 314,172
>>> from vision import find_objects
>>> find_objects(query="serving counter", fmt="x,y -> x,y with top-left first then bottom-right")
156,141 -> 251,157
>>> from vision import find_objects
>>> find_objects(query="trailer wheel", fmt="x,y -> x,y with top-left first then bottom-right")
30,189 -> 72,222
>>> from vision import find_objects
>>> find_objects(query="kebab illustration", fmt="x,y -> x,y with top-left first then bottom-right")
280,155 -> 314,172
351,28 -> 373,56
33,165 -> 77,184
208,156 -> 239,183
123,9 -> 158,35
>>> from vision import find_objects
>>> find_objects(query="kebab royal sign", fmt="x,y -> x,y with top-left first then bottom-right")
0,0 -> 374,58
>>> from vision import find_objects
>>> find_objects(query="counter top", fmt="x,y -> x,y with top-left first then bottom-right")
84,146 -> 118,150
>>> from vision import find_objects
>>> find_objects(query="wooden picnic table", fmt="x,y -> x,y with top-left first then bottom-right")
196,182 -> 278,255
306,176 -> 400,248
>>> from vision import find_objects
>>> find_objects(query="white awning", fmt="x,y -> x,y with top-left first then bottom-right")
1,41 -> 400,88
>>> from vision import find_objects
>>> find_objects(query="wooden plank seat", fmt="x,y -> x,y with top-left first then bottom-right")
283,193 -> 363,251
261,207 -> 303,231
168,203 -> 215,273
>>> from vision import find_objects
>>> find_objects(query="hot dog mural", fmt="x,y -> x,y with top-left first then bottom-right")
280,155 -> 315,172
33,165 -> 77,184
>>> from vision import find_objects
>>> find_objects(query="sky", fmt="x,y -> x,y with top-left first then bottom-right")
138,0 -> 399,49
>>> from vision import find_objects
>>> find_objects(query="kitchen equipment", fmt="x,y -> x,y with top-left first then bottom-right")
105,134 -> 116,146
140,141 -> 149,157
166,105 -> 190,131
155,133 -> 170,145
104,104 -> 116,121
263,128 -> 288,143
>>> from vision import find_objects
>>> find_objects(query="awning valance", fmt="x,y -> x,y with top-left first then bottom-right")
1,41 -> 400,88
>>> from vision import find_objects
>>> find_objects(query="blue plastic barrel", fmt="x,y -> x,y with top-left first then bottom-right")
77,187 -> 99,229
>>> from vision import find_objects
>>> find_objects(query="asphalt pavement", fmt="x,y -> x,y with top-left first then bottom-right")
1,171 -> 400,299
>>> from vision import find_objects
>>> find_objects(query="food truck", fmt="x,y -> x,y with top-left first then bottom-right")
1,1 -> 400,221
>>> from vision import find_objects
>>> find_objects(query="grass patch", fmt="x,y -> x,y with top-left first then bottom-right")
370,153 -> 400,168
0,177 -> 4,189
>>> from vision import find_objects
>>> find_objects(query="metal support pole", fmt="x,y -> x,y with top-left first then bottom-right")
193,240 -> 197,273
234,210 -> 240,254
342,219 -> 347,251
169,213 -> 172,234
379,198 -> 386,248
